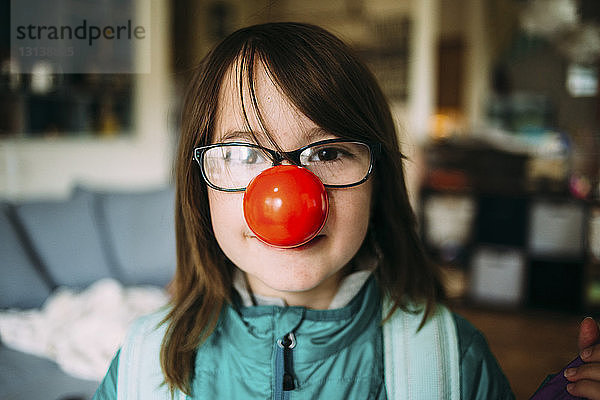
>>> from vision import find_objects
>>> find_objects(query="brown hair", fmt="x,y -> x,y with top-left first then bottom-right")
163,22 -> 445,395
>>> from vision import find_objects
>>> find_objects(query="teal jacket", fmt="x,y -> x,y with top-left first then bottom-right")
93,277 -> 515,399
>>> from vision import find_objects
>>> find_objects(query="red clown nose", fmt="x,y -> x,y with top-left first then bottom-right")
243,165 -> 328,248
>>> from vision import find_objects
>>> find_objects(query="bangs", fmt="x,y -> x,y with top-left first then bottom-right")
225,23 -> 387,152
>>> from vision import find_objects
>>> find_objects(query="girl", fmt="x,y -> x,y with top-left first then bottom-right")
94,21 -> 541,399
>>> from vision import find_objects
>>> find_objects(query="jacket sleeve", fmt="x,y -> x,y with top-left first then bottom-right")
92,349 -> 120,400
453,313 -> 516,400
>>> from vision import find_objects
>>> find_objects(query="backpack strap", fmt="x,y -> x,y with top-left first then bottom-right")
117,310 -> 184,400
382,300 -> 461,400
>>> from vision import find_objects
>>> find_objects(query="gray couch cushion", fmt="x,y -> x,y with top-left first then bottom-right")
13,190 -> 114,288
0,204 -> 52,309
97,186 -> 176,287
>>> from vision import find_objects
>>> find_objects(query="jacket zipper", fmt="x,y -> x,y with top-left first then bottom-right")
275,332 -> 297,399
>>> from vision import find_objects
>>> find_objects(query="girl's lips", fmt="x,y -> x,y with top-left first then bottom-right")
288,234 -> 325,250
245,234 -> 325,250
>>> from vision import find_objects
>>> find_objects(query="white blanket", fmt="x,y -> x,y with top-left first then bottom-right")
0,278 -> 169,381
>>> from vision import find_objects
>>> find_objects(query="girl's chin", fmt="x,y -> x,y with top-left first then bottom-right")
268,282 -> 323,294
243,265 -> 345,308
251,274 -> 326,295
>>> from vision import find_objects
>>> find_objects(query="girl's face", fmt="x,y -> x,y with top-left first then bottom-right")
207,63 -> 373,309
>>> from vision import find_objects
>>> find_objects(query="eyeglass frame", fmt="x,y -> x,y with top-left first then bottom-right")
193,138 -> 382,192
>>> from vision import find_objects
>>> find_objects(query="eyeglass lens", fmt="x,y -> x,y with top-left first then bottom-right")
202,141 -> 372,190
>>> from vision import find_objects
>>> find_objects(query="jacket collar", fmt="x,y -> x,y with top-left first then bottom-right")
219,274 -> 381,363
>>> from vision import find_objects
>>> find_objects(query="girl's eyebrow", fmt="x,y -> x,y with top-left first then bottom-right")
219,130 -> 258,142
219,127 -> 335,143
306,127 -> 336,141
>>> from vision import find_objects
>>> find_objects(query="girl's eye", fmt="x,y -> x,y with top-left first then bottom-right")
307,147 -> 349,162
241,148 -> 259,163
223,146 -> 261,164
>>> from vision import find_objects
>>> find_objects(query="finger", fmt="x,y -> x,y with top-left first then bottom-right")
580,344 -> 600,363
565,363 -> 600,382
567,379 -> 600,399
579,317 -> 600,351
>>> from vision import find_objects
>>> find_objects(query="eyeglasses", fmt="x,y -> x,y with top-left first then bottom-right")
193,138 -> 380,192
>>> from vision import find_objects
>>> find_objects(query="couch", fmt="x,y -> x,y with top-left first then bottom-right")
0,185 -> 176,400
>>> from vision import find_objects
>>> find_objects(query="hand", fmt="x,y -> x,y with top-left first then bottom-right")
565,317 -> 600,398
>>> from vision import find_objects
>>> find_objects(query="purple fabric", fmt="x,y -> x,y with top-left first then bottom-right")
530,356 -> 586,399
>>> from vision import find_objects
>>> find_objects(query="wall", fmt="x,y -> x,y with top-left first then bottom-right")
0,0 -> 173,200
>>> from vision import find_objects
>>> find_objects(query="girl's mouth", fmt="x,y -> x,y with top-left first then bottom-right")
246,233 -> 325,251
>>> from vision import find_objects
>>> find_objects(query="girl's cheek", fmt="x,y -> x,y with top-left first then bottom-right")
208,190 -> 245,233
327,183 -> 373,228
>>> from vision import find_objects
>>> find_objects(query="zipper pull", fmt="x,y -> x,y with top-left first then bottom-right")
277,332 -> 297,391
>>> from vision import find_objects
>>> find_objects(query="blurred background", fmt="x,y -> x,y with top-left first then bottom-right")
1,0 -> 600,399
